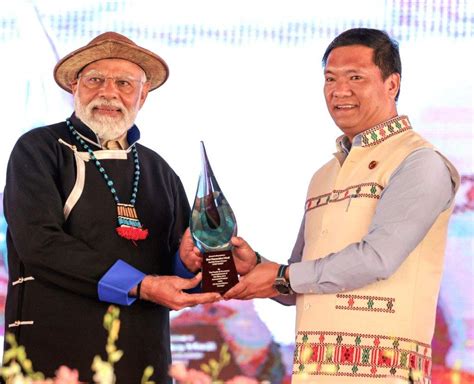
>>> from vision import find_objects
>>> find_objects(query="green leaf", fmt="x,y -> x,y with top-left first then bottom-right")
109,350 -> 124,363
104,313 -> 112,328
5,333 -> 18,348
220,344 -> 229,358
30,371 -> 45,380
209,359 -> 218,368
141,365 -> 154,384
92,355 -> 105,368
17,346 -> 26,361
200,364 -> 211,374
2,348 -> 17,363
22,358 -> 33,371
106,344 -> 117,354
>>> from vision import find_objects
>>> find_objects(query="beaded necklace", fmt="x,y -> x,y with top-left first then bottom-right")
66,119 -> 149,241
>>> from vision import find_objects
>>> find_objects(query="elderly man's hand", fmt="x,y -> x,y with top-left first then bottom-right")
140,273 -> 221,310
178,228 -> 203,273
223,262 -> 280,300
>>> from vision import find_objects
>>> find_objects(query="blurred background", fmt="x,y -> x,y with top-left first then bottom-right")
0,0 -> 472,382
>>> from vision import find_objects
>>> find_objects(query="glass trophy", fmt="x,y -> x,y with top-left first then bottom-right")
190,141 -> 239,293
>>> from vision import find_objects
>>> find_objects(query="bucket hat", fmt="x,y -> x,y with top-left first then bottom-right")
54,31 -> 169,93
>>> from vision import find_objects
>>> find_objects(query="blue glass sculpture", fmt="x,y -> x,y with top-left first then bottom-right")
190,142 -> 239,293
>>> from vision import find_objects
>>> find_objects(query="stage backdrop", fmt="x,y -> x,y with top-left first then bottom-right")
0,1 -> 472,382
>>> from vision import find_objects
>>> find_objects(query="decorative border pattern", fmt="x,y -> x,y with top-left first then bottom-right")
305,192 -> 331,211
305,183 -> 384,212
293,331 -> 431,382
360,116 -> 412,147
335,294 -> 395,313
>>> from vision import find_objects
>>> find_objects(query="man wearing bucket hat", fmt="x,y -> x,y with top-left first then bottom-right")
2,32 -> 220,382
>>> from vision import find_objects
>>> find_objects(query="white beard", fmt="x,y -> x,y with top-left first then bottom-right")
74,97 -> 138,142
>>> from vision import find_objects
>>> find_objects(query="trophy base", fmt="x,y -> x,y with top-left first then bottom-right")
201,249 -> 239,293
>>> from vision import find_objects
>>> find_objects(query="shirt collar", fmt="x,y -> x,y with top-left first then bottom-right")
335,115 -> 412,154
336,135 -> 352,155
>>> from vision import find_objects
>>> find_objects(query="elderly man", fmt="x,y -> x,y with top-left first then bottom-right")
2,32 -> 220,383
182,28 -> 460,383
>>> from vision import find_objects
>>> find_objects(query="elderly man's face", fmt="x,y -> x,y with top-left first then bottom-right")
71,58 -> 150,142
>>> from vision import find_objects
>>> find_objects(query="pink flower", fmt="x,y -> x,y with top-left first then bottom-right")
53,366 -> 81,384
169,363 -> 212,384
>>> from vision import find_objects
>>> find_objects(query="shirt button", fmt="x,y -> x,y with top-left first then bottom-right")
321,229 -> 328,236
304,303 -> 311,310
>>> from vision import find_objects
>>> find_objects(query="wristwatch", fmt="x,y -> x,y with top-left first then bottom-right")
274,264 -> 293,295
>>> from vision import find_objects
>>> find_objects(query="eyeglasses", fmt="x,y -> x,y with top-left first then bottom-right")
78,73 -> 145,94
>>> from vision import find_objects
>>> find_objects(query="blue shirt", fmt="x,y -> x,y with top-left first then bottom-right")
275,138 -> 456,305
